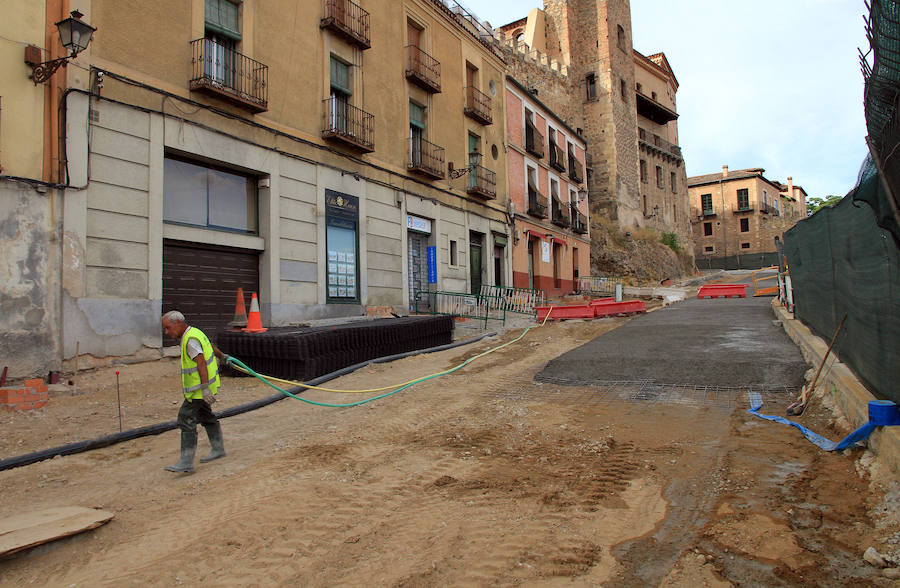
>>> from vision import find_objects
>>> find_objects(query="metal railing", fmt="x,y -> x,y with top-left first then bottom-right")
406,45 -> 441,92
190,39 -> 268,112
525,123 -> 544,158
464,86 -> 492,124
466,164 -> 496,199
638,128 -> 683,159
409,137 -> 445,178
321,0 -> 371,49
528,186 -> 549,218
571,204 -> 588,234
577,275 -> 621,297
549,142 -> 566,172
552,197 -> 570,227
478,285 -> 545,316
322,97 -> 375,152
414,291 -> 506,328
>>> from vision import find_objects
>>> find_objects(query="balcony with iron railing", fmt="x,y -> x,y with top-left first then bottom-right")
638,127 -> 683,160
322,97 -> 375,152
409,138 -> 445,179
551,198 -> 571,228
734,200 -> 754,213
568,155 -> 583,183
466,165 -> 496,199
525,124 -> 544,159
320,0 -> 371,49
549,142 -> 566,173
527,186 -> 549,218
464,86 -> 492,125
190,39 -> 268,112
571,204 -> 588,234
406,45 -> 441,93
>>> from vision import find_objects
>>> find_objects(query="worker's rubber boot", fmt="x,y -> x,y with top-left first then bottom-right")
164,430 -> 197,473
200,422 -> 226,463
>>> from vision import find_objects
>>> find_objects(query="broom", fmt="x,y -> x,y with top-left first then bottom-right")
786,313 -> 847,416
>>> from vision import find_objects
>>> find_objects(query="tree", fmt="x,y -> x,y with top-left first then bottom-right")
806,194 -> 843,216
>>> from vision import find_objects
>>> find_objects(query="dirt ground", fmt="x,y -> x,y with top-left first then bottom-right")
2,314 -> 899,586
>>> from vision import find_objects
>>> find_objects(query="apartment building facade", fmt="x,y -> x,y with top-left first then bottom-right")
689,166 -> 807,269
634,51 -> 690,238
1,0 -> 512,375
506,76 -> 590,296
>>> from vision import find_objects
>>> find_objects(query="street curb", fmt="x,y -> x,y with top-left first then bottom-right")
772,300 -> 900,474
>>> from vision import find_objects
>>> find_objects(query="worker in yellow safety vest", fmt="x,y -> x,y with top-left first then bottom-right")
161,310 -> 229,473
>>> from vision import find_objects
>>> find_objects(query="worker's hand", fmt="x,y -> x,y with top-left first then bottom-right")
201,384 -> 216,405
223,354 -> 232,365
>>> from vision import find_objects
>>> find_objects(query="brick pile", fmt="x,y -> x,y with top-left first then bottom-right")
1,379 -> 49,412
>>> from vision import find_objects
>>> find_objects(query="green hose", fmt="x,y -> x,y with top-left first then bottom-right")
227,321 -> 542,408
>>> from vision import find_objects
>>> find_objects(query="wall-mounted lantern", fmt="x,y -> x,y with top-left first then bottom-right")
26,10 -> 96,84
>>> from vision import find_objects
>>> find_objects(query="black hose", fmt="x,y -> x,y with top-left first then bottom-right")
0,332 -> 497,472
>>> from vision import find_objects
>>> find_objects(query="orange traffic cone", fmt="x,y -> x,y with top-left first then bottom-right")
230,287 -> 248,330
242,292 -> 268,333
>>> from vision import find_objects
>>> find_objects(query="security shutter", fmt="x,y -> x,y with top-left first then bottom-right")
162,239 -> 259,345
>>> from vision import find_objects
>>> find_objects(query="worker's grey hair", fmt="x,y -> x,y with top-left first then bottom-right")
162,310 -> 185,324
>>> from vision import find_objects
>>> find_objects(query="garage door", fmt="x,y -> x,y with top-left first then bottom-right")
162,239 -> 260,345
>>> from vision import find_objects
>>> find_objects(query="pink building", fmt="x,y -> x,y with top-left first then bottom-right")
505,76 -> 590,297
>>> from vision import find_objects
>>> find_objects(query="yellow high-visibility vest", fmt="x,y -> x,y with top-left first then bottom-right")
180,326 -> 220,401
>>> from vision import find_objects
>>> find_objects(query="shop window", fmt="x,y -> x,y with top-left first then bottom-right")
163,154 -> 258,234
325,190 -> 359,303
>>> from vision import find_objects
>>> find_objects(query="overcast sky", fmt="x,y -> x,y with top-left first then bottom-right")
467,0 -> 870,199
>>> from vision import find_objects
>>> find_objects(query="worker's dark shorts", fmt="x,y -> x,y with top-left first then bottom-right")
176,398 -> 218,432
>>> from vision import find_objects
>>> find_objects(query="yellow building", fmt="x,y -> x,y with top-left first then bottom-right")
689,166 -> 807,269
3,0 -> 513,373
0,0 -> 73,377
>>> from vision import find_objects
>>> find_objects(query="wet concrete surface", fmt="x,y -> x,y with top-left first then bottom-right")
536,292 -> 808,389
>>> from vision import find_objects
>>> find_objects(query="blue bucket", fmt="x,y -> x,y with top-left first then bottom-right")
869,400 -> 900,426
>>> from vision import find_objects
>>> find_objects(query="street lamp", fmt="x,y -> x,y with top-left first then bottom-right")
27,10 -> 96,84
448,149 -> 483,179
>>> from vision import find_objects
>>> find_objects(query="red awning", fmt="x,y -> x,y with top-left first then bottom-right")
526,230 -> 546,239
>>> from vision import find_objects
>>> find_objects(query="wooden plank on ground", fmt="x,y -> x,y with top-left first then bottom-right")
0,506 -> 114,556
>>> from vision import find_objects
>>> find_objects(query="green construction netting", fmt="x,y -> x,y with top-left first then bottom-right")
784,163 -> 900,404
862,0 -> 900,208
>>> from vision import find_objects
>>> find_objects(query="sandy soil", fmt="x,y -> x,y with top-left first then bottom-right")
1,315 -> 898,586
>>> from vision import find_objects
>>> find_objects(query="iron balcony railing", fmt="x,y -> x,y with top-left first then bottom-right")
552,198 -> 571,228
466,164 -> 496,199
321,0 -> 371,49
190,38 -> 268,112
571,204 -> 588,234
322,97 -> 375,152
464,86 -> 492,125
406,45 -> 441,93
549,142 -> 566,172
409,137 -> 445,179
525,123 -> 544,158
568,155 -> 583,183
638,128 -> 683,159
527,186 -> 549,218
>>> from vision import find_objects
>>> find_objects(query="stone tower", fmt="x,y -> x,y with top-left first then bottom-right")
542,0 -> 641,227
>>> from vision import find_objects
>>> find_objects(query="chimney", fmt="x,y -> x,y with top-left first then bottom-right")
787,176 -> 793,194
722,165 -> 729,178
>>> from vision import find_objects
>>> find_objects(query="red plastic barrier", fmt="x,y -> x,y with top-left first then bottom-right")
588,297 -> 616,306
592,300 -> 646,317
697,284 -> 747,299
536,305 -> 595,321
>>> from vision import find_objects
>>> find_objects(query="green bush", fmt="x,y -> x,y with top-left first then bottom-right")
661,232 -> 681,253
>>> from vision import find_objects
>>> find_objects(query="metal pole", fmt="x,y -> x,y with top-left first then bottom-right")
116,370 -> 122,432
